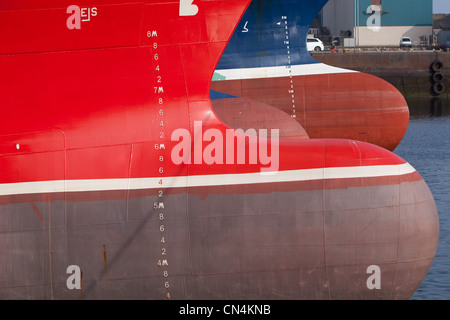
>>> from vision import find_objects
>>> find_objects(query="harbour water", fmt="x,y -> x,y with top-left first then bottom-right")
394,96 -> 450,300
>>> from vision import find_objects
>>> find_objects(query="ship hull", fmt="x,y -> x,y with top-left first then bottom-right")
0,0 -> 438,300
0,170 -> 437,300
212,0 -> 410,151
211,69 -> 409,151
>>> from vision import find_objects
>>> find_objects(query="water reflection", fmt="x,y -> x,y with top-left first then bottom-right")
429,97 -> 444,117
406,95 -> 449,118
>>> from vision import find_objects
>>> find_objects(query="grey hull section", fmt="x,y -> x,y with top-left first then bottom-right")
0,176 -> 438,299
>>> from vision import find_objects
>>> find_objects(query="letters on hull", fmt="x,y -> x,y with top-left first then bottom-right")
0,0 -> 438,299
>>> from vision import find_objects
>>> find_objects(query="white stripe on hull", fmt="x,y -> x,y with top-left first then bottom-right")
213,63 -> 358,81
0,163 -> 416,196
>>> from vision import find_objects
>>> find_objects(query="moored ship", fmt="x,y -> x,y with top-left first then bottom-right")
211,0 -> 409,151
0,0 -> 438,299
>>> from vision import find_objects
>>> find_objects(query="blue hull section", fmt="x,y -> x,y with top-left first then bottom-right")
216,0 -> 328,70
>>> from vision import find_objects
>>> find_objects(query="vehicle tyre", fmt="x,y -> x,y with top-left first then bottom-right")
432,82 -> 446,95
432,72 -> 444,83
314,46 -> 321,52
431,60 -> 444,72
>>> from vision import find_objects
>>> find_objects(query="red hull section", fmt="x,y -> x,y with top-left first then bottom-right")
0,0 -> 439,299
211,72 -> 409,151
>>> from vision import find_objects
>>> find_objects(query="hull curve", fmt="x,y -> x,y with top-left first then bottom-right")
0,0 -> 439,300
212,0 -> 410,151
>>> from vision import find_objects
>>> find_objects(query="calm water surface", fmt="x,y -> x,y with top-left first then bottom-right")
394,98 -> 450,300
